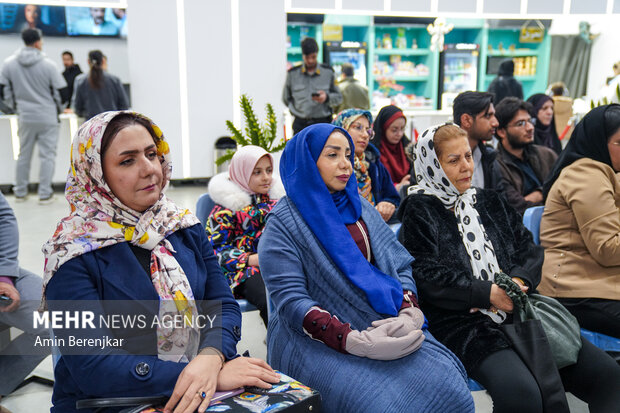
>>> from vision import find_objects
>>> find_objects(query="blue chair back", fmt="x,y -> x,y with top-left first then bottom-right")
522,206 -> 544,245
196,193 -> 216,227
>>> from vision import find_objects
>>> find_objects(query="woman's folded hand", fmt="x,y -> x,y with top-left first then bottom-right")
371,307 -> 425,336
217,357 -> 280,391
345,321 -> 425,360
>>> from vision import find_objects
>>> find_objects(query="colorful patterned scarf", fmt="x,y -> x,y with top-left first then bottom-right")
42,111 -> 202,362
354,153 -> 374,204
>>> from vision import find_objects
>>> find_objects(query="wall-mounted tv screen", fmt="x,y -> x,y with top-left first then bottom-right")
65,7 -> 126,37
0,3 -> 66,36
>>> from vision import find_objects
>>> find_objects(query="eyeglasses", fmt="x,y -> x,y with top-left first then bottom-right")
507,118 -> 536,128
349,123 -> 374,138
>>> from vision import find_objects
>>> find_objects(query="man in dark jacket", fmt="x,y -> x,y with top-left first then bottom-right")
59,50 -> 82,109
488,59 -> 523,105
495,97 -> 557,215
453,91 -> 504,191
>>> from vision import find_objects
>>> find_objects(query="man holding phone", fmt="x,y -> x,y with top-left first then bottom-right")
0,192 -> 49,397
282,37 -> 343,135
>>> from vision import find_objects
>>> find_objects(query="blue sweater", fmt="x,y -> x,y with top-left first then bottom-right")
46,223 -> 241,412
258,196 -> 474,413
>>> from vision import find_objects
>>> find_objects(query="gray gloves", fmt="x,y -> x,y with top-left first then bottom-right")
345,311 -> 425,360
371,306 -> 425,336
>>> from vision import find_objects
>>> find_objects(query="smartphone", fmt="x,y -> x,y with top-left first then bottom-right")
311,92 -> 320,97
0,295 -> 12,307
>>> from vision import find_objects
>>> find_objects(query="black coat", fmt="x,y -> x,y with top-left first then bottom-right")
398,189 -> 543,372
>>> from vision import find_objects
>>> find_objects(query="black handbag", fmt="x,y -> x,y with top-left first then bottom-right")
501,311 -> 570,413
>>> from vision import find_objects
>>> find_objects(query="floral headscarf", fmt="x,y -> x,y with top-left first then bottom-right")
42,111 -> 202,362
333,109 -> 374,202
409,124 -> 505,324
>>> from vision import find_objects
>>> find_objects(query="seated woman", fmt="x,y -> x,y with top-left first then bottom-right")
540,104 -> 620,338
206,146 -> 285,326
370,105 -> 412,192
400,123 -> 620,412
258,123 -> 474,412
43,111 -> 279,413
333,109 -> 400,222
527,93 -> 562,154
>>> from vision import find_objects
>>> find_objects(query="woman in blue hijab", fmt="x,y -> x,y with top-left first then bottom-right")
258,124 -> 473,412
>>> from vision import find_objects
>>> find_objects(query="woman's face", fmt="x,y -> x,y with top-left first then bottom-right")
248,155 -> 273,195
347,116 -> 372,157
437,135 -> 474,194
384,117 -> 406,145
607,128 -> 620,172
102,124 -> 164,212
537,100 -> 554,127
24,5 -> 39,24
316,131 -> 353,193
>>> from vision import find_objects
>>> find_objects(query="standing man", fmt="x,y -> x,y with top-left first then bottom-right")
283,37 -> 342,135
0,29 -> 66,203
452,91 -> 503,190
59,50 -> 82,109
336,63 -> 369,112
494,97 -> 557,215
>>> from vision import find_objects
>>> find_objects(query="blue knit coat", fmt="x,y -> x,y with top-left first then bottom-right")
258,196 -> 474,413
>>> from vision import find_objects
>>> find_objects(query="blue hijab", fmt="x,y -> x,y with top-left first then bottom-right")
280,123 -> 402,316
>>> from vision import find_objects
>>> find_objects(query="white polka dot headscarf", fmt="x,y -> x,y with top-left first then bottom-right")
408,123 -> 506,323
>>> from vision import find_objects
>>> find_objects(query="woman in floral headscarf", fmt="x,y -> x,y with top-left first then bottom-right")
399,123 -> 620,413
333,109 -> 400,222
42,111 -> 279,413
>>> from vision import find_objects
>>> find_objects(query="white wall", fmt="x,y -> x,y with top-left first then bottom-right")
549,15 -> 620,99
127,0 -> 286,179
0,33 -> 129,82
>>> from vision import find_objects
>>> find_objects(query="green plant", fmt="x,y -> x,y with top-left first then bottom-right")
590,84 -> 620,109
216,94 -> 286,166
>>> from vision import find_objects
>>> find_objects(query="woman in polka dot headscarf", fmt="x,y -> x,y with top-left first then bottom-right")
398,123 -> 620,412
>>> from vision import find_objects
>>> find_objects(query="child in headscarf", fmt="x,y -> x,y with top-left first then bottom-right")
333,109 -> 399,222
258,123 -> 474,412
206,145 -> 285,326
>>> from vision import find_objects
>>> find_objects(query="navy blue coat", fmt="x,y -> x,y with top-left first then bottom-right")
46,223 -> 241,412
365,143 -> 400,207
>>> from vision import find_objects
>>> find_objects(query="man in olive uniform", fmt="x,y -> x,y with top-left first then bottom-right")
283,37 -> 342,135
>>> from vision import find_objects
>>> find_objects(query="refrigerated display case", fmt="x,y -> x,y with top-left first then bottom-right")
438,43 -> 479,109
323,41 -> 368,86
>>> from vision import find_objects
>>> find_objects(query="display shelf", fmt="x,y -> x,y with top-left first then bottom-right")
374,49 -> 431,56
488,50 -> 540,57
370,25 -> 438,110
373,75 -> 429,82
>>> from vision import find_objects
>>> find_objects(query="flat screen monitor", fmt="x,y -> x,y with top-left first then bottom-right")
66,7 -> 126,37
0,3 -> 66,36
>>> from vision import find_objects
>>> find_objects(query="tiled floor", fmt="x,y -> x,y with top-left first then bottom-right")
0,185 -> 588,412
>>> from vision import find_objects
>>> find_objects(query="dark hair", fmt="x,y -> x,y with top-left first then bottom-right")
301,37 -> 318,55
101,113 -> 158,158
62,51 -> 74,59
88,50 -> 104,90
605,105 -> 620,139
342,63 -> 354,77
495,97 -> 533,130
452,91 -> 494,126
21,28 -> 41,46
549,81 -> 566,97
